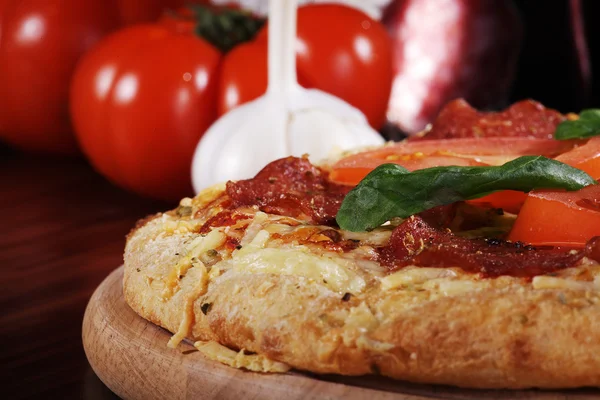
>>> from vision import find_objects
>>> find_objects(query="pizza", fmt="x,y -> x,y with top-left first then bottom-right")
123,99 -> 600,389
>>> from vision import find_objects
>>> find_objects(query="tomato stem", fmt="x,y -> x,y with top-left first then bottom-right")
188,5 -> 265,53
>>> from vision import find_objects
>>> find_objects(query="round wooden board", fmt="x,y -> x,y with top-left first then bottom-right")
83,267 -> 600,400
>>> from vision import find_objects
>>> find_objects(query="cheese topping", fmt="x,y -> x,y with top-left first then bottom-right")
240,211 -> 269,246
380,267 -> 458,290
428,279 -> 487,296
168,264 -> 209,348
192,183 -> 227,209
342,228 -> 393,246
194,340 -> 290,373
532,275 -> 600,291
344,302 -> 378,333
230,229 -> 366,294
161,214 -> 197,234
162,229 -> 226,300
189,230 -> 227,258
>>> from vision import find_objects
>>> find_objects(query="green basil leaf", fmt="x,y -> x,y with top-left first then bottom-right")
336,156 -> 596,232
555,109 -> 600,140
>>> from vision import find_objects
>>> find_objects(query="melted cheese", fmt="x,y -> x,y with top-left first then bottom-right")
427,279 -> 487,296
264,223 -> 297,235
337,303 -> 395,353
240,211 -> 269,246
194,340 -> 290,373
532,276 -> 600,291
168,264 -> 209,348
163,230 -> 226,300
179,197 -> 193,207
230,230 -> 366,294
380,267 -> 458,290
208,265 -> 222,281
342,228 -> 393,246
161,214 -> 197,234
189,230 -> 227,258
193,183 -> 227,208
344,302 -> 378,333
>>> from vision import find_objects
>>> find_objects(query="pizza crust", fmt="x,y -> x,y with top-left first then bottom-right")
123,188 -> 600,389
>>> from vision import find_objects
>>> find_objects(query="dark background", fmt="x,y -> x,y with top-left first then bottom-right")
511,0 -> 599,112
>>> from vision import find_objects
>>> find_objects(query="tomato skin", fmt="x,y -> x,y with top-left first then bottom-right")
330,137 -> 575,186
0,0 -> 121,154
508,185 -> 600,247
507,138 -> 600,245
555,137 -> 600,179
118,0 -> 185,25
330,155 -> 486,185
333,138 -> 575,168
0,0 -> 187,154
217,39 -> 267,116
219,4 -> 393,130
468,191 -> 527,214
70,23 -> 221,201
295,5 -> 393,129
330,136 -> 575,212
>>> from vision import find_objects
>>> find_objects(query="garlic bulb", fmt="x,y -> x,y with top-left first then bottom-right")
191,0 -> 383,192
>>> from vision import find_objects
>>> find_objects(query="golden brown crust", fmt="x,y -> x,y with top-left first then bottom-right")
125,212 -> 161,242
123,188 -> 600,389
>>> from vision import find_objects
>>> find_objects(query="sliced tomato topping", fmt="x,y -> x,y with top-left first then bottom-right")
330,138 -> 575,186
330,137 -> 584,212
467,190 -> 528,214
508,185 -> 600,247
555,137 -> 600,179
330,154 -> 485,185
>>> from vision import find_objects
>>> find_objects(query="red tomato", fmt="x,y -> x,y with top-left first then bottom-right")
0,0 -> 120,154
555,137 -> 600,179
330,154 -> 485,185
70,22 -> 221,201
295,5 -> 393,129
219,4 -> 393,129
0,0 -> 187,154
508,185 -> 600,247
467,191 -> 528,214
217,37 -> 267,116
330,138 -> 575,185
118,0 -> 185,25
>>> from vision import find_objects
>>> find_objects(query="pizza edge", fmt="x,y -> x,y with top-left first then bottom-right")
123,194 -> 600,389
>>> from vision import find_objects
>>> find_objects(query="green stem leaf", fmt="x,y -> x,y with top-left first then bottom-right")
336,156 -> 596,232
555,109 -> 600,140
189,5 -> 265,53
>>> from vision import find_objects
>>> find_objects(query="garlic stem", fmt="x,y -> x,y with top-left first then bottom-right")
267,0 -> 299,96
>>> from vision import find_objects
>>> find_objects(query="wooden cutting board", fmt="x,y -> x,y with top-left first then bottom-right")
82,267 -> 600,400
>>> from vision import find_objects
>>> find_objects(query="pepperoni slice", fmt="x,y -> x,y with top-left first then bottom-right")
413,99 -> 566,140
226,156 -> 350,226
379,216 -> 599,278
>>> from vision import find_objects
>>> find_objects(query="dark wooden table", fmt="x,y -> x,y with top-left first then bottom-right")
0,145 -> 171,399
